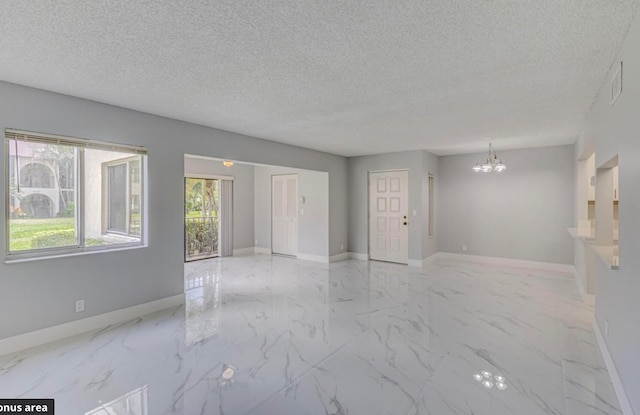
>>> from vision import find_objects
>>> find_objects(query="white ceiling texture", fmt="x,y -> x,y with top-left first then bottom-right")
0,1 -> 638,156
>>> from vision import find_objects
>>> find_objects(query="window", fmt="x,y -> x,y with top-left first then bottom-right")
6,129 -> 147,258
103,156 -> 141,237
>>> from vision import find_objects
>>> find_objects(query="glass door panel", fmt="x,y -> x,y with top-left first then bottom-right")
185,178 -> 219,261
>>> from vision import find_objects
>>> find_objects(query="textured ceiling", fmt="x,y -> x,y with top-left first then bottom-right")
0,1 -> 638,156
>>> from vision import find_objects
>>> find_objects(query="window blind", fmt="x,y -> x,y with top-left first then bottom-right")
5,129 -> 147,155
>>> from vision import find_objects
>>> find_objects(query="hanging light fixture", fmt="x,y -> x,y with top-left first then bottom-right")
472,143 -> 506,173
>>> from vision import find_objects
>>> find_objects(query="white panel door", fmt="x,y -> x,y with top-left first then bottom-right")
272,174 -> 298,256
369,170 -> 409,264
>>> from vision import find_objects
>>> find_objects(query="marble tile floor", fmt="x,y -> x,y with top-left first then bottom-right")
0,255 -> 622,415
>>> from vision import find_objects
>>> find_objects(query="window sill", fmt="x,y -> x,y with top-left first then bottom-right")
5,244 -> 147,264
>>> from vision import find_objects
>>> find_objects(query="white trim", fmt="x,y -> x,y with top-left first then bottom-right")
254,247 -> 272,255
594,319 -> 635,415
297,253 -> 329,263
368,168 -> 411,174
0,294 -> 184,357
329,252 -> 350,263
349,252 -> 369,260
347,252 -> 574,274
437,252 -> 575,275
423,252 -> 439,266
408,252 -> 441,267
184,173 -> 234,181
232,247 -> 254,256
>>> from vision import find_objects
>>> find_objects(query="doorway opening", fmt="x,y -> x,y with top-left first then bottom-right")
183,154 -> 329,263
575,147 -> 597,304
184,177 -> 220,261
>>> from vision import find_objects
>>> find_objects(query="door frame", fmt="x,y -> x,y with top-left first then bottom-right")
271,173 -> 298,257
367,169 -> 409,264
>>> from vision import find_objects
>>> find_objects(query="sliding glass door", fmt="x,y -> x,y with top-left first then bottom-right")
184,178 -> 219,261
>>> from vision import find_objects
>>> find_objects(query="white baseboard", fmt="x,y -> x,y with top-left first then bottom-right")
0,294 -> 184,357
329,252 -> 350,263
349,252 -> 369,261
408,253 -> 440,267
423,253 -> 439,266
232,247 -> 255,255
341,252 -> 574,274
594,318 -> 635,415
248,248 -> 332,263
437,252 -> 576,275
247,250 -> 349,263
297,253 -> 329,263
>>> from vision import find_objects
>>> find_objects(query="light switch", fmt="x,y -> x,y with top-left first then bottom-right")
300,209 -> 304,215
413,210 -> 417,216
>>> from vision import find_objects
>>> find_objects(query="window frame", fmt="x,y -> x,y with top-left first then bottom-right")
102,155 -> 142,238
5,129 -> 147,261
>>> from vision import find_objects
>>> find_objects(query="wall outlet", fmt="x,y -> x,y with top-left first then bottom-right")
605,319 -> 609,336
75,299 -> 85,313
255,239 -> 258,245
462,244 -> 468,252
341,244 -> 344,250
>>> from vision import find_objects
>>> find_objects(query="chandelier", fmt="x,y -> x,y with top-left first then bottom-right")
472,143 -> 506,173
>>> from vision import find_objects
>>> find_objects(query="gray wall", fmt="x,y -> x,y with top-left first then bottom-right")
438,145 -> 575,265
575,8 -> 640,411
184,157 -> 255,250
348,150 -> 438,262
0,81 -> 348,339
254,166 -> 329,257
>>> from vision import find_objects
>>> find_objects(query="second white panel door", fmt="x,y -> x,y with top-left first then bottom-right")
369,170 -> 409,264
272,174 -> 298,256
